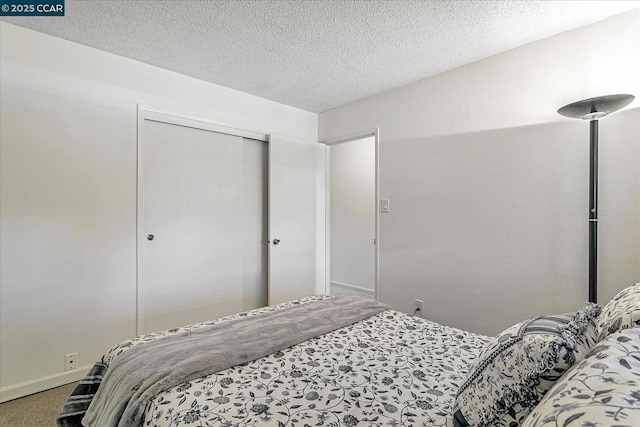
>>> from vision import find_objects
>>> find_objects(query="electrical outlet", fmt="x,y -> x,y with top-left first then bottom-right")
414,299 -> 423,317
65,353 -> 78,371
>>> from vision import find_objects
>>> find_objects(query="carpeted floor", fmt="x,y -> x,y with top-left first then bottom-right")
0,382 -> 76,426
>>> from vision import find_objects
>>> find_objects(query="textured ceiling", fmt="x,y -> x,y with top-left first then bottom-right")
3,1 -> 639,113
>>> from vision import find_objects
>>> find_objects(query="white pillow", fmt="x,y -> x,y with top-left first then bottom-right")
596,282 -> 640,341
452,304 -> 600,426
522,328 -> 640,426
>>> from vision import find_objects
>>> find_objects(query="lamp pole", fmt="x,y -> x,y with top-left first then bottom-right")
557,94 -> 634,304
588,119 -> 598,303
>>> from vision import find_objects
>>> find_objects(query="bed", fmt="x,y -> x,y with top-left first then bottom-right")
57,295 -> 490,426
58,284 -> 640,427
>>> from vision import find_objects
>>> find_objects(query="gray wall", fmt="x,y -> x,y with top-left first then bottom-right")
319,10 -> 640,335
0,22 -> 317,401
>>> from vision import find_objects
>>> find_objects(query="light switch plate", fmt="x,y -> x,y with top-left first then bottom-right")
381,199 -> 390,213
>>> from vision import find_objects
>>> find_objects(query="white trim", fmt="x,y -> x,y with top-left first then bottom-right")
324,146 -> 331,295
0,364 -> 92,403
322,128 -> 380,302
374,128 -> 380,302
322,128 -> 379,146
268,133 -> 320,146
139,105 -> 268,141
330,281 -> 376,298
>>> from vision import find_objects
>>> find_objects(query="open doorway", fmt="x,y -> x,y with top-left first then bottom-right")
325,131 -> 378,300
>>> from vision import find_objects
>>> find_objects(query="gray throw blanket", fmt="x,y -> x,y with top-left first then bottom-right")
82,296 -> 388,427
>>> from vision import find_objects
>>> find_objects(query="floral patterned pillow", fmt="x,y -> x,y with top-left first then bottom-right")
452,303 -> 601,427
596,282 -> 640,341
521,327 -> 640,426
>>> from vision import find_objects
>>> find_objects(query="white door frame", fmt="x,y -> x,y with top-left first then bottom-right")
322,128 -> 380,301
136,105 -> 268,334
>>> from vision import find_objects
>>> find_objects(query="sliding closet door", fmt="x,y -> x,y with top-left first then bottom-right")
139,119 -> 244,334
242,138 -> 268,310
268,135 -> 324,304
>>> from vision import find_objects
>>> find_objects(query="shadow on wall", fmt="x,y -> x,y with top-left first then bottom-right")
378,108 -> 639,335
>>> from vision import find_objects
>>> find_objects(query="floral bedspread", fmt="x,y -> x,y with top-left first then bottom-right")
521,327 -> 640,427
93,296 -> 490,426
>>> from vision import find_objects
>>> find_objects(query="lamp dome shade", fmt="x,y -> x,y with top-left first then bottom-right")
558,94 -> 634,120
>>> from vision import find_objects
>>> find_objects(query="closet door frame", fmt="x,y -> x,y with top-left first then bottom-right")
322,128 -> 380,302
136,105 -> 268,335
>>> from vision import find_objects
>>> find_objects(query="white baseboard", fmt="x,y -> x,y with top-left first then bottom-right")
0,364 -> 91,403
330,281 -> 375,297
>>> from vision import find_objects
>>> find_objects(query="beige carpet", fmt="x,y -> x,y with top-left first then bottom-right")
0,382 -> 76,427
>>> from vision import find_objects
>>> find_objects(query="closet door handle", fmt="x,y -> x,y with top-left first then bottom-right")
147,234 -> 155,241
272,239 -> 280,245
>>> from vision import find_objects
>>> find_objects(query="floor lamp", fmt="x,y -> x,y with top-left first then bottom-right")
557,94 -> 634,303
